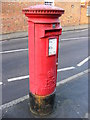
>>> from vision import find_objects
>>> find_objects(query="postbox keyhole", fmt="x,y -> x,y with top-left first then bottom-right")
52,24 -> 56,28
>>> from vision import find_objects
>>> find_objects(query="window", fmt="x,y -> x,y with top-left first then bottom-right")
87,5 -> 90,16
81,0 -> 86,6
44,0 -> 54,6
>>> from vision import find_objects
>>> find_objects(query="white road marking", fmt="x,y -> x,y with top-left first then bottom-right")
0,35 -> 89,54
7,67 -> 75,82
75,29 -> 88,32
8,75 -> 29,82
84,113 -> 88,118
56,69 -> 89,86
57,66 -> 75,72
0,95 -> 29,110
0,48 -> 28,54
61,36 -> 88,41
63,29 -> 88,33
0,82 -> 2,85
1,69 -> 89,110
77,56 -> 90,67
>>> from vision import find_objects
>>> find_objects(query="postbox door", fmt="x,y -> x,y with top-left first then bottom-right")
46,36 -> 59,82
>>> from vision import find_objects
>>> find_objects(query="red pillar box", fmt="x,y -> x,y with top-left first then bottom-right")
22,5 -> 64,115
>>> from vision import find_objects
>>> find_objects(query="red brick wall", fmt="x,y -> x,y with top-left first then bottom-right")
1,1 -> 89,34
55,2 -> 81,27
1,2 -> 43,34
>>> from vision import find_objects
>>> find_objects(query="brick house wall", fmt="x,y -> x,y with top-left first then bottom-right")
55,2 -> 81,27
1,2 -> 44,34
1,1 -> 89,34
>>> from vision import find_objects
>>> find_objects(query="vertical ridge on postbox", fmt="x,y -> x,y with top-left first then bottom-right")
28,21 -> 35,93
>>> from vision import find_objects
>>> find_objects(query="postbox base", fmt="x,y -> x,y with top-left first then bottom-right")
29,91 -> 55,116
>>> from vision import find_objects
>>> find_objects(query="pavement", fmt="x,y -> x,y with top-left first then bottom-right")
0,25 -> 89,119
0,24 -> 88,41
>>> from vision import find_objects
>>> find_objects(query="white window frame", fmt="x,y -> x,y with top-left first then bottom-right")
44,0 -> 54,6
81,0 -> 86,6
86,5 -> 90,16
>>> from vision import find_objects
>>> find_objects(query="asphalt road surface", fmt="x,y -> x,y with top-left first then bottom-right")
0,28 -> 89,109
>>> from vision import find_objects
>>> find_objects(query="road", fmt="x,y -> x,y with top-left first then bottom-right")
0,29 -> 89,106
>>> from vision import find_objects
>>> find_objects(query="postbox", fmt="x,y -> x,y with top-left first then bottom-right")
22,5 -> 64,115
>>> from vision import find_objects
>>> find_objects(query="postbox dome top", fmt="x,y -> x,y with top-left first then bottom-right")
22,4 -> 64,15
